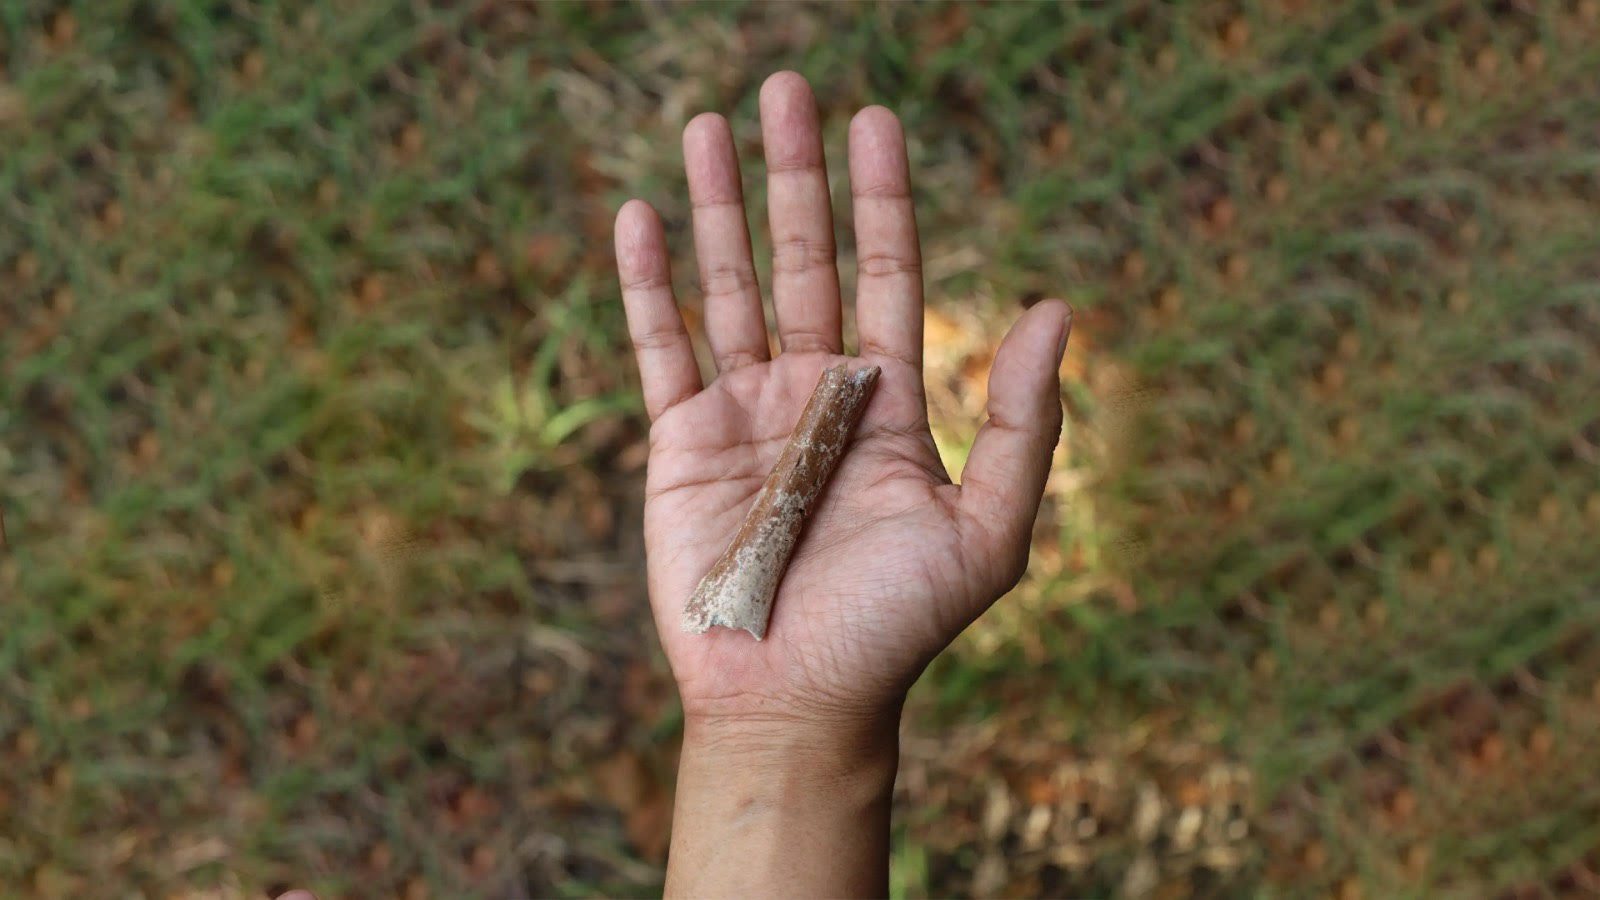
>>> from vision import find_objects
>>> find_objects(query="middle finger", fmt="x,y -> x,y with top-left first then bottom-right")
759,71 -> 843,355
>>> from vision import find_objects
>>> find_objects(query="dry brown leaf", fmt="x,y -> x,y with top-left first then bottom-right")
620,661 -> 671,721
923,306 -> 964,351
594,749 -> 672,862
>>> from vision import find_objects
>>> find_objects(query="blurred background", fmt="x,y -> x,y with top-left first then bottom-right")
3,1 -> 1600,897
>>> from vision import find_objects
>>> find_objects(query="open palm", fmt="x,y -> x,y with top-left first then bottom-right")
615,73 -> 1072,725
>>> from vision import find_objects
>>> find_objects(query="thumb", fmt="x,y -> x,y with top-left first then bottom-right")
957,299 -> 1071,591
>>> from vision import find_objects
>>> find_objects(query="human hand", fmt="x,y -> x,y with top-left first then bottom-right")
617,71 -> 1068,736
615,72 -> 1070,896
616,71 -> 1071,735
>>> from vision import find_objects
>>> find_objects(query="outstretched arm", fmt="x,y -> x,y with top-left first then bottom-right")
615,71 -> 1071,898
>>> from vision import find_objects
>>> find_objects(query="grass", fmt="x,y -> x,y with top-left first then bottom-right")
3,1 -> 1599,897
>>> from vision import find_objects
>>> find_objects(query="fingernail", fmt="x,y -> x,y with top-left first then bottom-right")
1055,307 -> 1073,365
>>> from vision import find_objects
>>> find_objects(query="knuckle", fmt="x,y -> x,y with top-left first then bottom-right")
631,327 -> 685,353
852,181 -> 911,200
691,196 -> 744,212
765,157 -> 824,176
771,236 -> 836,274
857,338 -> 917,368
621,271 -> 673,293
716,348 -> 765,370
856,252 -> 921,279
700,262 -> 758,297
780,328 -> 837,353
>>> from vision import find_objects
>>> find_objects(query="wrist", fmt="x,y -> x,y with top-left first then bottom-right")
679,701 -> 902,798
665,705 -> 903,898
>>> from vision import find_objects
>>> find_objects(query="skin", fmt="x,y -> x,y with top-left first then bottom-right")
279,70 -> 1070,900
617,72 -> 1072,898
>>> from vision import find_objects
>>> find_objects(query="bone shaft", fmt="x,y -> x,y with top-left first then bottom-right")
681,364 -> 880,639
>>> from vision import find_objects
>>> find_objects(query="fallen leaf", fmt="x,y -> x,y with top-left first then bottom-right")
594,749 -> 672,862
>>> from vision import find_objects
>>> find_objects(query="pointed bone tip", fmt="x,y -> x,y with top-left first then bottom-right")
849,364 -> 882,385
817,363 -> 879,390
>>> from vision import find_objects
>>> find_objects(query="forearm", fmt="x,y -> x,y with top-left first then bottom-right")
665,709 -> 901,898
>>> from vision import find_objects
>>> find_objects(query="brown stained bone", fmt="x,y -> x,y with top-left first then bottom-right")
682,363 -> 881,639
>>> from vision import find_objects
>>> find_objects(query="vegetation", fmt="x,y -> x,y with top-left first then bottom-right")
2,1 -> 1598,897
